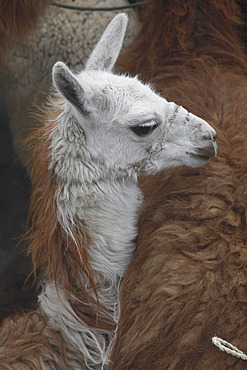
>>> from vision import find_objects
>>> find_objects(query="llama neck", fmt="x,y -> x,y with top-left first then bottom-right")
57,174 -> 143,287
84,179 -> 143,283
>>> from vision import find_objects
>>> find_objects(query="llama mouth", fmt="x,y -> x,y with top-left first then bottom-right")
187,144 -> 217,161
187,152 -> 209,163
187,148 -> 216,162
189,153 -> 211,161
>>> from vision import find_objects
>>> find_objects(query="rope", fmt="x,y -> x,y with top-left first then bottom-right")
51,2 -> 147,12
212,336 -> 247,361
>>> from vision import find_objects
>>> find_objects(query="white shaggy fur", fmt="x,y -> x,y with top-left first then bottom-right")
37,13 -> 217,368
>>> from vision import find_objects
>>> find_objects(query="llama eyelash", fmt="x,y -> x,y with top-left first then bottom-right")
130,121 -> 160,137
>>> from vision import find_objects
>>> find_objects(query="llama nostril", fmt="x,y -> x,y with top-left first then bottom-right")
212,132 -> 217,142
203,131 -> 217,142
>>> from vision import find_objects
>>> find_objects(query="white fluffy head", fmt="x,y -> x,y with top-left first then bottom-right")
51,13 -> 217,185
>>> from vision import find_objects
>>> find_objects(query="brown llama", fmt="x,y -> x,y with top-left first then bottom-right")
109,0 -> 247,369
0,14 -> 216,369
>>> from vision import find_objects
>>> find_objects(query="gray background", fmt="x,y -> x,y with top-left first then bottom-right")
0,87 -> 36,322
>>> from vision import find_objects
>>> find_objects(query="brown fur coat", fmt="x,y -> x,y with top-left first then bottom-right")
109,0 -> 247,369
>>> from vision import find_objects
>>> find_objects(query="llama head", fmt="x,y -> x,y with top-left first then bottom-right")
52,14 -> 217,183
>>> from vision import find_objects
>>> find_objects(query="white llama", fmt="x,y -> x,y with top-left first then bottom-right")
32,13 -> 217,369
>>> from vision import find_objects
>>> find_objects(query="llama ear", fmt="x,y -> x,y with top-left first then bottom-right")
85,13 -> 128,72
52,61 -> 88,113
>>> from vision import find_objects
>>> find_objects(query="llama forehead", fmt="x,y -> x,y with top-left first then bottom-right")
77,71 -> 167,122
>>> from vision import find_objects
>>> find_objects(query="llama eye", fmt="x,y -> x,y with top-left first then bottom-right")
131,122 -> 160,137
